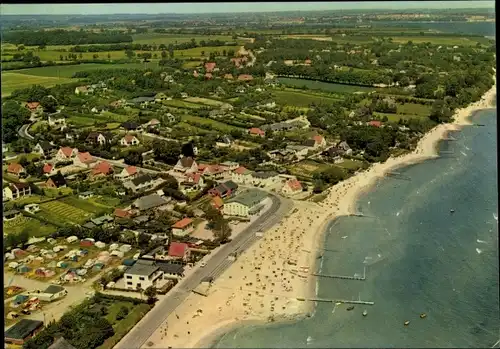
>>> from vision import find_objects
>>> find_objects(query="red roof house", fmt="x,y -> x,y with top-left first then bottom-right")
282,179 -> 303,195
238,74 -> 253,81
204,62 -> 216,73
368,120 -> 383,128
7,163 -> 25,176
248,127 -> 265,137
168,242 -> 190,260
43,163 -> 54,174
26,102 -> 41,111
114,208 -> 132,218
171,218 -> 194,237
92,161 -> 113,176
211,196 -> 224,210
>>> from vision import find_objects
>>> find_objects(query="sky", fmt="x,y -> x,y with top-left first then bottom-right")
1,1 -> 495,15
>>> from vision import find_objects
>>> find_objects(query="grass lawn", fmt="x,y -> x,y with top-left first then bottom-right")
277,78 -> 377,94
335,159 -> 366,171
287,160 -> 332,179
182,61 -> 202,69
99,111 -> 131,122
181,114 -> 243,132
373,111 -> 425,122
162,99 -> 204,109
184,97 -> 224,107
98,303 -> 152,349
1,72 -> 72,96
273,89 -> 342,108
30,120 -> 46,132
68,115 -> 99,126
390,36 -> 481,46
396,103 -> 431,116
3,216 -> 58,237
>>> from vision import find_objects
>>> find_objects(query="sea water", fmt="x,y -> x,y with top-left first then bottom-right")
212,108 -> 499,348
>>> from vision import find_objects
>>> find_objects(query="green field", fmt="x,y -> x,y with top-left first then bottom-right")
272,89 -> 342,108
38,200 -> 94,225
396,103 -> 431,116
182,61 -> 203,69
390,36 -> 482,46
162,99 -> 204,109
7,62 -> 157,78
1,72 -> 72,96
60,196 -> 114,215
181,114 -> 243,132
131,34 -> 235,45
3,216 -> 58,237
185,97 -> 224,106
277,77 -> 378,94
175,46 -> 239,58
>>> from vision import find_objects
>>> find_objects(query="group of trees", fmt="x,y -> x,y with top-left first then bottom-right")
4,29 -> 133,46
2,100 -> 30,143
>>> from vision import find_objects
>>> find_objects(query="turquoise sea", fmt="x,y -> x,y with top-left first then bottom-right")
212,108 -> 499,348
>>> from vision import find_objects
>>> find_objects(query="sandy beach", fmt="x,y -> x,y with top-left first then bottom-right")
143,79 -> 496,349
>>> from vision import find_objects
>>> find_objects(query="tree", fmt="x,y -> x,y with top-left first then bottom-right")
125,49 -> 135,59
40,95 -> 58,113
2,100 -> 30,143
212,217 -> 232,242
144,286 -> 157,303
161,50 -> 167,59
107,53 -> 111,60
124,149 -> 143,166
115,305 -> 129,320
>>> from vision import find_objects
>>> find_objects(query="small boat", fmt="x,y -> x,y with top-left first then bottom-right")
404,321 -> 410,326
420,313 -> 427,319
335,302 -> 342,306
347,306 -> 355,311
450,209 -> 455,213
362,310 -> 368,317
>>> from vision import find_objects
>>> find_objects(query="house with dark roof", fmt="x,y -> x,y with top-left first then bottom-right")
33,141 -> 57,157
223,189 -> 268,218
250,171 -> 280,187
156,261 -> 185,279
133,194 -> 169,211
3,182 -> 31,200
124,174 -> 155,193
86,132 -> 110,145
208,180 -> 238,198
4,319 -> 44,345
46,173 -> 67,189
128,96 -> 155,107
28,284 -> 67,302
124,259 -> 162,290
121,121 -> 141,131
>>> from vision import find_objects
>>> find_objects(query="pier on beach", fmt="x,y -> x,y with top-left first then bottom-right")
385,171 -> 411,180
296,297 -> 375,306
312,266 -> 367,281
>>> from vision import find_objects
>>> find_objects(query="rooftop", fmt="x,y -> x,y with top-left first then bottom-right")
134,194 -> 168,211
227,189 -> 268,208
5,319 -> 44,340
43,284 -> 65,294
172,217 -> 193,229
125,260 -> 159,276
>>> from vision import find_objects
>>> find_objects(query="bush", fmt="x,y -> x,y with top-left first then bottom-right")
116,305 -> 129,320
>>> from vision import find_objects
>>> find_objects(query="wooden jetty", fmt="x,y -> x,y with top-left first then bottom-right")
313,273 -> 365,281
297,297 -> 375,305
385,171 -> 411,181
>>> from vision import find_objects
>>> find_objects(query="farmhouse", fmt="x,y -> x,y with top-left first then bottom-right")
75,86 -> 90,95
7,163 -> 26,177
45,173 -> 67,189
174,156 -> 198,174
231,166 -> 253,184
86,132 -> 110,145
143,118 -> 161,130
3,182 -> 31,200
223,189 -> 268,218
205,62 -> 216,72
200,164 -> 229,180
282,179 -> 303,195
124,174 -> 156,193
311,134 -> 326,148
171,217 -> 194,237
168,242 -> 190,261
73,152 -> 96,168
55,147 -> 78,162
114,208 -> 133,219
33,141 -> 56,157
4,319 -> 44,345
25,101 -> 43,116
124,259 -> 162,290
209,180 -> 238,198
43,163 -> 56,176
120,134 -> 140,147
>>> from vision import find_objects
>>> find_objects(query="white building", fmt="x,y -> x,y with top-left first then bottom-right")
120,134 -> 140,147
124,260 -> 163,290
250,171 -> 280,188
223,189 -> 268,218
231,166 -> 253,184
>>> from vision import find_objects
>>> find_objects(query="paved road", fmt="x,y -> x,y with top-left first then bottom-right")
18,123 -> 35,141
115,193 -> 293,349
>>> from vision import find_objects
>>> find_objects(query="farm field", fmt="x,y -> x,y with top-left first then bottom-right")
396,103 -> 432,116
37,200 -> 94,226
389,36 -> 483,46
181,114 -> 243,132
6,62 -> 158,78
184,97 -> 224,106
3,216 -> 58,237
182,60 -> 202,69
1,72 -> 72,96
175,45 -> 239,58
373,111 -> 423,122
131,33 -> 236,45
277,77 -> 378,94
272,89 -> 342,108
287,160 -> 332,179
60,196 -> 114,215
162,99 -> 204,109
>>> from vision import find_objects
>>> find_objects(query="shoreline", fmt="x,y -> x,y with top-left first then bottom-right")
144,80 -> 496,349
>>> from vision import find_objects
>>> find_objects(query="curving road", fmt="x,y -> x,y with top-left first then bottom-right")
115,193 -> 293,349
18,123 -> 35,141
